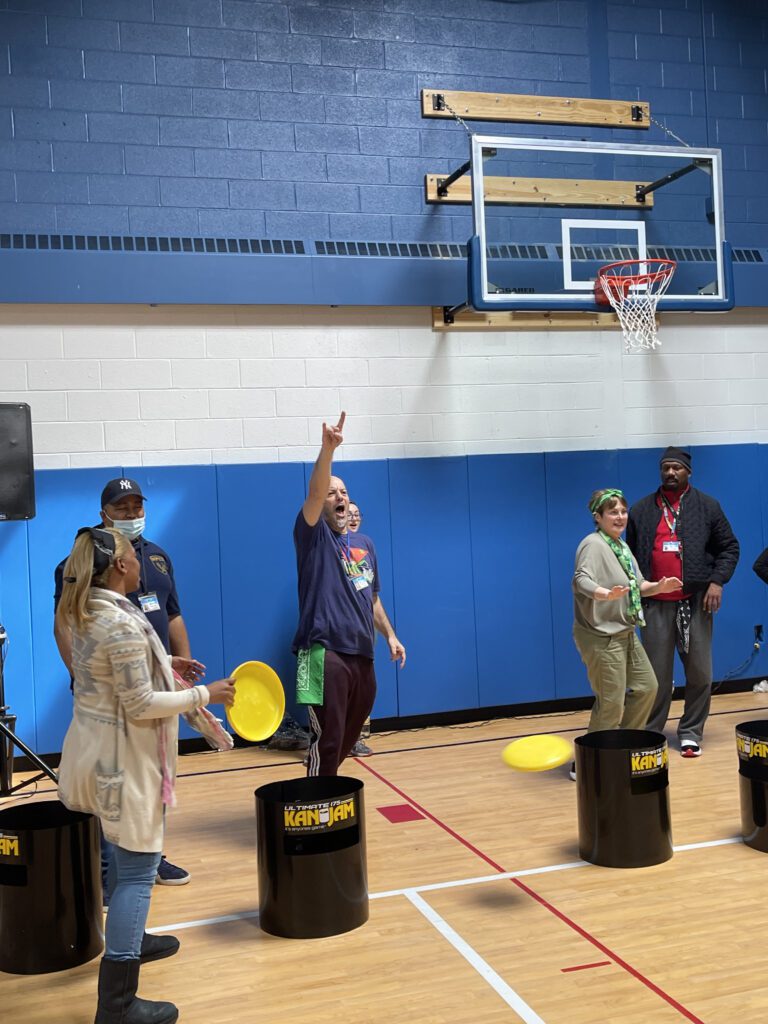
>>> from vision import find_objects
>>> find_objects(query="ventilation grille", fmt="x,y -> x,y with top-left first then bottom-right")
554,245 -> 763,264
0,233 -> 762,265
732,248 -> 765,263
316,240 -> 464,258
487,244 -> 548,259
0,233 -> 305,254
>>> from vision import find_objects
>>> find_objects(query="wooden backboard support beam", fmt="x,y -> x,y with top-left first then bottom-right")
432,307 -> 621,331
421,89 -> 650,129
424,174 -> 654,208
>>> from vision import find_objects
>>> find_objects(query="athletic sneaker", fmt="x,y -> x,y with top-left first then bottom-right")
568,761 -> 576,781
156,856 -> 190,885
680,741 -> 702,758
351,739 -> 373,757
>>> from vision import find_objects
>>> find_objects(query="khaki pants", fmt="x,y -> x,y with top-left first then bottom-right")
573,624 -> 658,733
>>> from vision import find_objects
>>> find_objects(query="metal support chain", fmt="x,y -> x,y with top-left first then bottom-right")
650,116 -> 691,148
438,96 -> 474,138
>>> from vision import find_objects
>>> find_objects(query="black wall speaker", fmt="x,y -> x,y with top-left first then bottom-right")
0,403 -> 35,521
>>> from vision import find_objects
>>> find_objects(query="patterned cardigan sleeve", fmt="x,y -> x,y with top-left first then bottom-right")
103,622 -> 209,720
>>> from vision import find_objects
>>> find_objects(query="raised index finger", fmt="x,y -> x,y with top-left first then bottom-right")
336,410 -> 346,432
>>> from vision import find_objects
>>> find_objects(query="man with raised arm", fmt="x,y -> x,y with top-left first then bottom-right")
293,413 -> 405,775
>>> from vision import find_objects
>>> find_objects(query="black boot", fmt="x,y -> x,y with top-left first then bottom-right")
94,957 -> 179,1024
140,933 -> 180,964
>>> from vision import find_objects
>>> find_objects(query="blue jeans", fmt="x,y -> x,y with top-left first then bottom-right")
104,843 -> 162,960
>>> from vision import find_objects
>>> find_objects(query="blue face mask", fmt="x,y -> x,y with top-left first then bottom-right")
105,514 -> 145,541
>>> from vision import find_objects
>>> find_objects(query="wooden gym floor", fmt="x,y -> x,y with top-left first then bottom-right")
4,691 -> 768,1023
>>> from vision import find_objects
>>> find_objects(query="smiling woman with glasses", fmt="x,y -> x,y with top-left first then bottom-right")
347,502 -> 362,532
569,488 -> 683,781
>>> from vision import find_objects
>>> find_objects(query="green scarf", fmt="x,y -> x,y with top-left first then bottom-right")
598,530 -> 644,626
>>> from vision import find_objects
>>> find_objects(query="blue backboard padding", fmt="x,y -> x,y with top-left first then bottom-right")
0,522 -> 35,748
545,448 -> 620,699
7,446 -> 768,755
388,457 -> 479,716
331,458 -> 399,718
26,466 -> 122,754
124,465 -> 224,740
468,453 -> 555,706
217,462 -> 304,723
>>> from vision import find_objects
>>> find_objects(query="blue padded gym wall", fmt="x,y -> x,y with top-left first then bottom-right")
388,456 -> 480,717
468,453 -> 555,708
3,447 -> 768,754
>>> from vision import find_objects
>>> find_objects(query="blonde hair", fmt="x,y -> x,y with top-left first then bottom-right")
59,528 -> 131,628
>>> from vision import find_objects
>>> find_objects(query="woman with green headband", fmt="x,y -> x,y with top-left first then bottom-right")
570,488 -> 682,779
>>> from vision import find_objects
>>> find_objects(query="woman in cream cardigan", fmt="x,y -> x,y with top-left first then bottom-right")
58,526 -> 235,1024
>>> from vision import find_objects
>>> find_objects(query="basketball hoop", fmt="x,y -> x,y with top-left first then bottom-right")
595,259 -> 676,352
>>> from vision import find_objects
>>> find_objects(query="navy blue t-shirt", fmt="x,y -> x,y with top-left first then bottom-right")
292,512 -> 380,660
54,533 -> 181,654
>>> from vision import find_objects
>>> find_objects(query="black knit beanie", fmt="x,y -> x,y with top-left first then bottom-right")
659,446 -> 692,472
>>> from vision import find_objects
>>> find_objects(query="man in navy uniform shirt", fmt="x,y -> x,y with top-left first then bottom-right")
54,477 -> 195,886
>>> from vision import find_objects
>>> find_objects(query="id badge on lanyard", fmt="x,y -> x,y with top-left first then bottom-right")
661,497 -> 682,550
337,532 -> 370,592
139,591 -> 161,613
136,543 -> 161,613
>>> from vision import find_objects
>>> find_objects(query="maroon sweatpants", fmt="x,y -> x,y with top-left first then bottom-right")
306,650 -> 376,776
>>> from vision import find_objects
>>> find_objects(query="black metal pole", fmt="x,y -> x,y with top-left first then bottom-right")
437,160 -> 471,198
0,711 -> 15,794
0,718 -> 58,792
635,160 -> 700,202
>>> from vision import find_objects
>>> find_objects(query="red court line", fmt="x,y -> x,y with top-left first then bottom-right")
561,961 -> 611,973
356,757 -> 705,1024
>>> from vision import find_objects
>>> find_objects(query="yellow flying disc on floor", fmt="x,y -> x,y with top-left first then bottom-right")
226,661 -> 285,742
501,734 -> 572,772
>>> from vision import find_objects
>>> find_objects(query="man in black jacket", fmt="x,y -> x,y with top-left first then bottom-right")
626,446 -> 739,757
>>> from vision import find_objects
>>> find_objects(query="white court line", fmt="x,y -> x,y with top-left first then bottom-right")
672,836 -> 741,852
149,837 -> 744,935
404,889 -> 546,1024
370,859 -> 588,899
148,910 -> 259,933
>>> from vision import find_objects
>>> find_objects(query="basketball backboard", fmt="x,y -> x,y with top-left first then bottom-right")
464,134 -> 733,313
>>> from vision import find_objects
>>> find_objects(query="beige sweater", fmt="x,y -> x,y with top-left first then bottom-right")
58,588 -> 209,852
572,532 -> 646,636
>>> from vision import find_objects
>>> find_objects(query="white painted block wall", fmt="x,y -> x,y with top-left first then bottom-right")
1,304 -> 767,469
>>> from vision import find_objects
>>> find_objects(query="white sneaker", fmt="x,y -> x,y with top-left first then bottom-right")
568,761 -> 576,781
680,740 -> 702,758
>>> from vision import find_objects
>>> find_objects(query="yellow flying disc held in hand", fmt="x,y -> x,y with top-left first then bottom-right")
225,661 -> 285,742
501,734 -> 572,772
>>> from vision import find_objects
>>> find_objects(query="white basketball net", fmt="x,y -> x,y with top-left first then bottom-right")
597,260 -> 676,353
